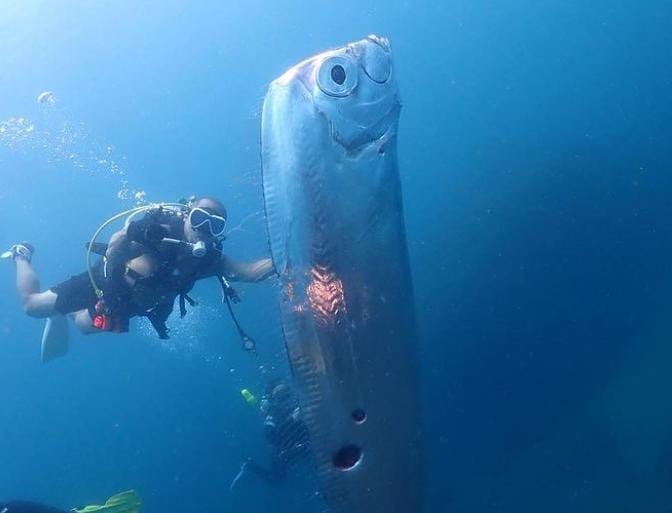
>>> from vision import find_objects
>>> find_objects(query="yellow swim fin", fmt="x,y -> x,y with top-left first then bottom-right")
72,490 -> 141,513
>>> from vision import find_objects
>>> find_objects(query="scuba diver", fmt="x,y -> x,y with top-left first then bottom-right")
2,197 -> 274,358
0,490 -> 140,513
233,379 -> 311,488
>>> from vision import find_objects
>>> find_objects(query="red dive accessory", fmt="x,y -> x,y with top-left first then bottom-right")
92,299 -> 129,333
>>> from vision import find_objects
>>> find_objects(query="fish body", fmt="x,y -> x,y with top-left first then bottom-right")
261,36 -> 423,513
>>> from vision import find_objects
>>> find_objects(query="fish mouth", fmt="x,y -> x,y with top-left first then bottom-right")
367,34 -> 390,51
358,35 -> 392,84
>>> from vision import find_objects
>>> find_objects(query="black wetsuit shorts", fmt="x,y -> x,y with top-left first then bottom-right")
50,262 -> 103,315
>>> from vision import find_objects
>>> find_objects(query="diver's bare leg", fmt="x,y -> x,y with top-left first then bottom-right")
72,309 -> 100,335
15,259 -> 58,318
15,258 -> 39,296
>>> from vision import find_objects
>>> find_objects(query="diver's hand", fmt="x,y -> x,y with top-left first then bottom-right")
127,220 -> 169,245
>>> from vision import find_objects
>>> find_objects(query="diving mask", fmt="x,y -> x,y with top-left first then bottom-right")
188,207 -> 227,238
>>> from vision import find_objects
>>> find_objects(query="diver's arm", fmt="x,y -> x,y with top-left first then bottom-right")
104,228 -> 146,277
220,256 -> 275,283
106,216 -> 170,269
104,229 -> 134,277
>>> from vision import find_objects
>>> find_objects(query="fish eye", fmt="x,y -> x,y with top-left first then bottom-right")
331,64 -> 346,85
317,55 -> 357,97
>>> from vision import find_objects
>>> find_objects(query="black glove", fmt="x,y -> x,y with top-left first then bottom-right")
127,219 -> 169,245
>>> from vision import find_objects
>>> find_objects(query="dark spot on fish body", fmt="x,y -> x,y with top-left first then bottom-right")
333,444 -> 363,470
352,409 -> 367,424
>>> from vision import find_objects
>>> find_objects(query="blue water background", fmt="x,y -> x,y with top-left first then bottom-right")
1,1 -> 672,512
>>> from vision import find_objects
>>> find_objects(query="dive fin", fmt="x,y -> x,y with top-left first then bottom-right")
72,491 -> 141,513
85,242 -> 109,256
41,316 -> 70,363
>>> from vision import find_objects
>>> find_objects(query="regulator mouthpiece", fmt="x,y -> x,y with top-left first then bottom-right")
192,240 -> 207,258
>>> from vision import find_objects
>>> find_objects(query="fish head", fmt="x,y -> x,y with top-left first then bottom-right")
276,35 -> 400,151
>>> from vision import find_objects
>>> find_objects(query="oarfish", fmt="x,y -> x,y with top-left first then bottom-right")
261,35 -> 423,513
